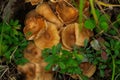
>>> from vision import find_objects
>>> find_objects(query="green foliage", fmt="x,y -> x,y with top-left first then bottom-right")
0,19 -> 28,65
42,44 -> 85,75
85,9 -> 110,32
84,19 -> 95,30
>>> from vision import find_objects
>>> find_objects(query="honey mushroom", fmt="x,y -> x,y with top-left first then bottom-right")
75,23 -> 93,46
71,62 -> 96,79
34,21 -> 60,50
18,42 -> 53,80
56,0 -> 78,24
21,0 -> 95,79
61,23 -> 76,50
25,0 -> 43,5
61,23 -> 93,50
80,62 -> 96,78
23,10 -> 47,40
35,3 -> 63,29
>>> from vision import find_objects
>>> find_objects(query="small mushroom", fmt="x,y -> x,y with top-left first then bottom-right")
24,42 -> 42,63
80,62 -> 96,78
61,23 -> 76,50
17,63 -> 38,80
34,21 -> 60,50
18,63 -> 53,80
25,0 -> 43,5
35,3 -> 63,29
56,1 -> 78,24
61,23 -> 93,50
23,10 -> 47,40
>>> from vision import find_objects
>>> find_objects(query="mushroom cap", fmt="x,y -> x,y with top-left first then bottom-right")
25,0 -> 43,5
35,3 -> 63,29
17,63 -> 52,80
80,62 -> 96,78
56,1 -> 78,24
24,42 -> 43,63
61,23 -> 93,50
34,21 -> 60,50
17,63 -> 37,80
75,23 -> 93,46
23,10 -> 47,40
61,23 -> 76,50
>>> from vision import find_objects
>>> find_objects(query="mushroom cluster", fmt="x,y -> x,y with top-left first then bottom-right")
18,0 -> 96,80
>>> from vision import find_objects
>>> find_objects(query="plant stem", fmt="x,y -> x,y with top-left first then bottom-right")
89,0 -> 98,24
111,56 -> 115,80
0,22 -> 4,56
79,0 -> 84,30
95,0 -> 120,7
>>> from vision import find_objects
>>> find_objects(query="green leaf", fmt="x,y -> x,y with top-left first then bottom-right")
108,29 -> 117,35
95,9 -> 101,18
100,69 -> 105,77
115,60 -> 120,64
99,14 -> 110,23
4,51 -> 11,60
99,22 -> 109,32
45,55 -> 54,63
117,14 -> 120,20
75,54 -> 84,61
15,58 -> 29,65
99,65 -> 107,69
84,19 -> 95,30
45,63 -> 53,71
59,62 -> 66,69
84,39 -> 89,48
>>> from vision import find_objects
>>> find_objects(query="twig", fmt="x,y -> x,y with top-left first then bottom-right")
95,0 -> 120,7
104,33 -> 120,41
0,67 -> 9,79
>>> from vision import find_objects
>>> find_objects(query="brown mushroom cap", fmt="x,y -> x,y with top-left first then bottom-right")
35,3 -> 63,29
61,23 -> 93,50
24,42 -> 42,63
25,0 -> 43,5
61,23 -> 76,50
34,21 -> 60,50
23,10 -> 47,40
18,62 -> 53,80
17,63 -> 38,80
80,62 -> 96,78
75,23 -> 93,46
56,1 -> 78,24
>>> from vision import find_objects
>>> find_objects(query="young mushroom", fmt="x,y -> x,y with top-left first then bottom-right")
34,21 -> 60,50
61,23 -> 76,50
56,0 -> 78,24
80,62 -> 96,78
35,3 -> 63,29
61,23 -> 93,50
23,10 -> 47,40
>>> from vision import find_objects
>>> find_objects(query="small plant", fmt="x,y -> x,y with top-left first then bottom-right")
84,9 -> 109,32
0,19 -> 28,65
42,44 -> 87,79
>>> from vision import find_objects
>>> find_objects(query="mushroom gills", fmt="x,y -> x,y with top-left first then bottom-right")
56,1 -> 78,24
34,21 -> 60,50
